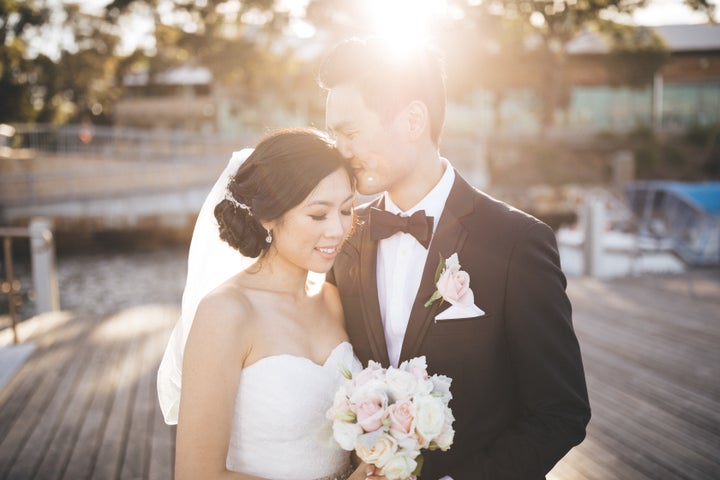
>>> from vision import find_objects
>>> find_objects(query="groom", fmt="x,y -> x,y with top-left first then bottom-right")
320,38 -> 590,479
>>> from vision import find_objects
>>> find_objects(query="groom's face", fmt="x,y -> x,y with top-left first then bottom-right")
326,84 -> 412,196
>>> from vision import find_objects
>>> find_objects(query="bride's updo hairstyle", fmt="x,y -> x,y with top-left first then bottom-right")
215,128 -> 350,258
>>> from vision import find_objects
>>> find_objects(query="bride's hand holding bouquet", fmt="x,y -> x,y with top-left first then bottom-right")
327,357 -> 454,480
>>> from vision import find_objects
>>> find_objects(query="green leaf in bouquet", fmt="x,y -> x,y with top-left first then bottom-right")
335,411 -> 357,422
339,364 -> 353,380
413,454 -> 424,476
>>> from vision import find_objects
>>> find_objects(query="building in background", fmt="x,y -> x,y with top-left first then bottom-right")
446,24 -> 720,138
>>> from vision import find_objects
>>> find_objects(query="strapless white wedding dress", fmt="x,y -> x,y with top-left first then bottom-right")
226,341 -> 361,480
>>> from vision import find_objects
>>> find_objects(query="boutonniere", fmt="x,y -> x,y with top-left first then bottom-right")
425,253 -> 485,320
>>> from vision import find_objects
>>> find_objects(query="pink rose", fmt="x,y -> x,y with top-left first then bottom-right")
356,398 -> 387,432
388,401 -> 415,437
327,397 -> 352,421
353,367 -> 384,388
436,268 -> 473,306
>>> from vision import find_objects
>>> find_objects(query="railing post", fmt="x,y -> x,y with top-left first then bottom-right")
2,237 -> 20,344
29,218 -> 59,313
583,200 -> 605,278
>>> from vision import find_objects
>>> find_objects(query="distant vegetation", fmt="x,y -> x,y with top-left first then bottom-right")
1,1 -> 715,129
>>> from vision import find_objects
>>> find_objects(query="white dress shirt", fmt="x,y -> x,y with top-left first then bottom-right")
376,159 -> 455,368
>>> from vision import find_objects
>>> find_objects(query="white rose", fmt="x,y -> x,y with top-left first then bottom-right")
399,356 -> 428,379
413,395 -> 446,445
349,379 -> 388,406
395,435 -> 421,458
356,431 -> 398,468
432,406 -> 455,451
332,420 -> 363,451
429,374 -> 453,404
326,385 -> 351,420
381,452 -> 418,480
385,368 -> 419,402
434,423 -> 455,451
417,378 -> 434,396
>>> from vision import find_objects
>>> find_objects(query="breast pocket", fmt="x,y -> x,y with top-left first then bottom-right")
430,313 -> 493,336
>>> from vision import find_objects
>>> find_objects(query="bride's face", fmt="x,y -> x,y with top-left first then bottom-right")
269,168 -> 354,273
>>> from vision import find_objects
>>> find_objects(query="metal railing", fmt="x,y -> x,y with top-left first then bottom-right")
7,123 -> 254,162
0,124 -> 258,207
0,221 -> 57,344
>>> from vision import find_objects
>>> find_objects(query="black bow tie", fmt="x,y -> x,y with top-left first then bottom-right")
369,207 -> 434,248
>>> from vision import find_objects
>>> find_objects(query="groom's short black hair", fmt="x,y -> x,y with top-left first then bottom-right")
318,36 -> 447,146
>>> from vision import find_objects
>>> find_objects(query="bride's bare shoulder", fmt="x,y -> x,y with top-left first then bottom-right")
184,281 -> 257,368
193,281 -> 257,333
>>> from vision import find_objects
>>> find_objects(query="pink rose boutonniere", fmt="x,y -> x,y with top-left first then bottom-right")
425,253 -> 485,320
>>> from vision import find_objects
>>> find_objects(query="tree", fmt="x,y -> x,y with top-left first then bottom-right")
305,0 -> 716,134
452,0 -> 715,133
0,0 -> 49,122
104,0 -> 292,101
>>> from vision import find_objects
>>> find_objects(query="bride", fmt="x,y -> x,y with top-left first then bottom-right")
157,128 -> 370,480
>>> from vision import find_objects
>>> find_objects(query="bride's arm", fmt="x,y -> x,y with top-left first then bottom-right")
175,289 -> 263,480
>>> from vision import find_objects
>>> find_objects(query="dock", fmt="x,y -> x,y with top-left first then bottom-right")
0,269 -> 718,479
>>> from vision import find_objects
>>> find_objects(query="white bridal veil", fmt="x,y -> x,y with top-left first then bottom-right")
157,149 -> 255,425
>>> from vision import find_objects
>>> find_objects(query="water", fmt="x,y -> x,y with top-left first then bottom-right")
57,247 -> 187,316
1,246 -> 187,322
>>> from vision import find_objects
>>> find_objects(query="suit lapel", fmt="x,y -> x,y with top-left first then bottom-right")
357,199 -> 390,366
398,174 -> 476,364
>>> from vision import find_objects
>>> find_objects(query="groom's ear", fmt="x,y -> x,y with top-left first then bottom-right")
403,100 -> 429,142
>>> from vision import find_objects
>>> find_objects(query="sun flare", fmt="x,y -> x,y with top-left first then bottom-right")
365,0 -> 445,55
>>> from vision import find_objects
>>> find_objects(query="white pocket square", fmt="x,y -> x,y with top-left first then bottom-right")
434,303 -> 485,321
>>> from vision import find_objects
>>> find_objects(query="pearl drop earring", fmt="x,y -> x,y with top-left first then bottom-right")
265,228 -> 273,244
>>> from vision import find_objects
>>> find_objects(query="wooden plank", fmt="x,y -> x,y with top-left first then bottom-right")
31,339 -> 113,478
549,271 -> 720,480
2,334 -> 96,480
60,341 -> 125,480
147,309 -> 177,480
119,324 -> 165,479
589,384 -> 718,479
0,317 -> 96,479
91,332 -> 142,480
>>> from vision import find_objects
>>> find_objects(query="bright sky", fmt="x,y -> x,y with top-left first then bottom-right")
44,0 -> 720,58
630,0 -> 718,25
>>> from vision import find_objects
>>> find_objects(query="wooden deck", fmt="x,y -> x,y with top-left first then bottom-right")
0,270 -> 718,479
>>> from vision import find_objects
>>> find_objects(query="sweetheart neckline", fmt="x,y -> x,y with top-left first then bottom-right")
241,341 -> 351,373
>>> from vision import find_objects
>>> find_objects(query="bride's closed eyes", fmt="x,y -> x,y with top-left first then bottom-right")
309,209 -> 353,221
306,197 -> 354,221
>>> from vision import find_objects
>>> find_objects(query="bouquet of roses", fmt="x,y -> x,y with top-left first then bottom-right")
327,356 -> 454,480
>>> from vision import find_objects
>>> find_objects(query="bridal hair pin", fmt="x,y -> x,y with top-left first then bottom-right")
225,191 -> 253,216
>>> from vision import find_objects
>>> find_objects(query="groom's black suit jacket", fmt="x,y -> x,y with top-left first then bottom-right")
329,172 -> 591,479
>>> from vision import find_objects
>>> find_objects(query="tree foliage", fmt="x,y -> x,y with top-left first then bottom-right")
1,0 -> 290,124
306,0 -> 716,133
103,0 -> 289,96
0,0 -> 49,123
0,0 -> 716,126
